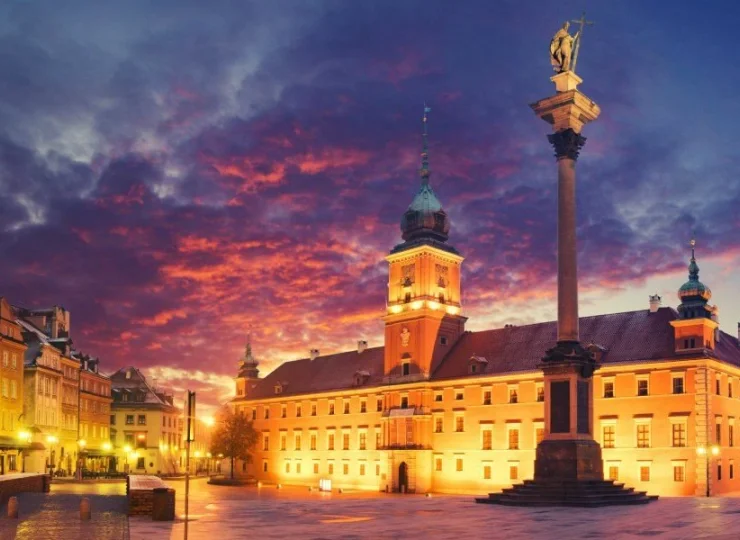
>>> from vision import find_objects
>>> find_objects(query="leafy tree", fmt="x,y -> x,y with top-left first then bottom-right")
209,405 -> 258,479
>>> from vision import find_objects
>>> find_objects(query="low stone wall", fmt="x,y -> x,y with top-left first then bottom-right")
0,473 -> 50,505
126,475 -> 174,518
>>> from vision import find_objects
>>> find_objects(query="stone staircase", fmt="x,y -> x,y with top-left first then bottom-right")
475,479 -> 658,507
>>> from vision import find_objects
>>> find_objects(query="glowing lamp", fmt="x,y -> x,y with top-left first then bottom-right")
203,416 -> 215,427
18,431 -> 31,442
137,434 -> 145,440
78,439 -> 87,448
46,435 -> 58,444
319,478 -> 332,492
697,446 -> 707,455
123,444 -> 132,453
194,451 -> 202,458
446,305 -> 460,315
427,301 -> 439,310
711,445 -> 720,456
411,301 -> 424,310
218,453 -> 224,458
102,442 -> 112,451
206,452 -> 212,458
389,305 -> 403,314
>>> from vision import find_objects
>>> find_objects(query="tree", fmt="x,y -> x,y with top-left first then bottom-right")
209,405 -> 258,479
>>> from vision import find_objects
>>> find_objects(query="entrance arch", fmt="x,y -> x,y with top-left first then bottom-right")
398,461 -> 408,493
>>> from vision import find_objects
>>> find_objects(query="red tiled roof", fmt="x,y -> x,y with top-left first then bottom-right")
243,308 -> 740,400
246,347 -> 384,400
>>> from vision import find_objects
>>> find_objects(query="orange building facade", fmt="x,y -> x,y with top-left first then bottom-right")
230,119 -> 740,497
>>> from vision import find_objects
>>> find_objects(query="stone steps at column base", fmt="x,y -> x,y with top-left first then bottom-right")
475,480 -> 658,507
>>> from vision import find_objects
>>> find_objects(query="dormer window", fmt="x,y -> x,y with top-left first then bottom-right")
402,361 -> 410,376
468,355 -> 488,375
274,384 -> 283,395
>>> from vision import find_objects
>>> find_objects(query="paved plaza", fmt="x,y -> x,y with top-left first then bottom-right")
4,479 -> 740,539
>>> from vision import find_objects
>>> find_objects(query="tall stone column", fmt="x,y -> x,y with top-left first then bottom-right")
530,71 -> 602,482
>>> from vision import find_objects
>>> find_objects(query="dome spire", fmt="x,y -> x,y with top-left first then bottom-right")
677,236 -> 712,320
420,104 -> 431,186
238,330 -> 260,378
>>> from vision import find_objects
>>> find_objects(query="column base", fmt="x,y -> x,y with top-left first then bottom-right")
534,438 -> 603,481
540,340 -> 600,377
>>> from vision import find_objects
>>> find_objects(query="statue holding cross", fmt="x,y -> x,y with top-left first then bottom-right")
550,12 -> 594,74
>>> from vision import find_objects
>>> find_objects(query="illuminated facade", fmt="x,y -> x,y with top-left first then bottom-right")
230,113 -> 740,497
77,355 -> 113,471
110,367 -> 183,474
0,297 -> 27,474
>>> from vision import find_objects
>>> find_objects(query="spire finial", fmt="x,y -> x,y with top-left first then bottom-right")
688,236 -> 699,281
420,103 -> 431,186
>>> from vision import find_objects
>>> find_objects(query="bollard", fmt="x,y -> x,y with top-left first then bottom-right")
308,486 -> 313,492
7,496 -> 18,519
80,497 -> 91,521
425,493 -> 432,498
276,484 -> 282,489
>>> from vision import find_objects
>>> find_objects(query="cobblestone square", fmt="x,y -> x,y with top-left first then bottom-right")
130,480 -> 740,540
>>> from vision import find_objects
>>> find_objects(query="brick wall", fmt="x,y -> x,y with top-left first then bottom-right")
0,474 -> 50,505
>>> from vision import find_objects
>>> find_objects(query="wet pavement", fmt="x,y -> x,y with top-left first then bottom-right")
130,480 -> 740,540
5,479 -> 740,539
0,481 -> 128,540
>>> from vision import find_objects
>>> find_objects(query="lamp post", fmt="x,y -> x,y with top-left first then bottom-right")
46,435 -> 58,476
123,444 -> 132,473
697,445 -> 720,497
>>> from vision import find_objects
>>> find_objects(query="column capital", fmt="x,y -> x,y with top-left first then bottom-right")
547,128 -> 586,161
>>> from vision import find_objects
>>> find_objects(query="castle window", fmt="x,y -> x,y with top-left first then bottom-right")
455,390 -> 463,401
377,398 -> 383,412
508,387 -> 518,404
456,458 -> 463,472
329,401 -> 335,415
470,364 -> 477,374
438,293 -> 445,304
311,404 -> 317,416
481,429 -> 492,450
636,377 -> 649,397
360,399 -> 367,413
716,379 -> 721,395
296,405 -> 302,417
483,391 -> 492,405
404,293 -> 411,304
434,417 -> 443,433
402,360 -> 410,376
536,384 -> 545,402
435,391 -> 443,402
343,400 -> 350,414
281,405 -> 287,418
401,395 -> 409,409
507,427 -> 520,450
672,374 -> 685,394
440,336 -> 448,346
274,385 -> 282,394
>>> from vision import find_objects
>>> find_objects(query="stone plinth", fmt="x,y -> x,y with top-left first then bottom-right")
530,88 -> 600,134
0,473 -> 50,505
534,439 -> 603,481
127,475 -> 174,517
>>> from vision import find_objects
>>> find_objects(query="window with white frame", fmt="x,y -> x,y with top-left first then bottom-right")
670,416 -> 688,447
636,375 -> 649,397
481,426 -> 493,450
672,373 -> 685,394
601,419 -> 617,449
602,377 -> 615,398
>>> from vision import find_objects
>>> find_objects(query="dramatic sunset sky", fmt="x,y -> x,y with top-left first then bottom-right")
1,1 -> 739,410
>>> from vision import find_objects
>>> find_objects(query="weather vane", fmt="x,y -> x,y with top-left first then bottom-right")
550,12 -> 594,74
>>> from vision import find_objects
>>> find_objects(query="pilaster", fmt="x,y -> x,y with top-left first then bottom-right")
694,366 -> 711,496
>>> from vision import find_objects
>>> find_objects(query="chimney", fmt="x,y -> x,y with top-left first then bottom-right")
310,349 -> 320,360
357,340 -> 368,354
649,294 -> 662,313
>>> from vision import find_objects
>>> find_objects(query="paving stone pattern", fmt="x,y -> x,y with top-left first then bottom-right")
130,481 -> 740,540
0,483 -> 128,540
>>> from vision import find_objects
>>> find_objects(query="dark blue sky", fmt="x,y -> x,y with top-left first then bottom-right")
1,1 -> 738,407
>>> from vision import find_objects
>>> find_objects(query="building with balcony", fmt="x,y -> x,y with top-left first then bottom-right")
229,114 -> 740,497
110,367 -> 182,475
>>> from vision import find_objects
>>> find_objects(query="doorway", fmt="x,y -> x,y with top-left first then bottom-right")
398,462 -> 408,493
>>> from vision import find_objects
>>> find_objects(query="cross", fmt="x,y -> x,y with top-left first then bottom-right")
569,11 -> 594,74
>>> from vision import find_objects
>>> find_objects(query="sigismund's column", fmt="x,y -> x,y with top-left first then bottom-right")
530,66 -> 602,481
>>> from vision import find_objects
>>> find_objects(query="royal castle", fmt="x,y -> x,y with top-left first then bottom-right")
230,111 -> 740,497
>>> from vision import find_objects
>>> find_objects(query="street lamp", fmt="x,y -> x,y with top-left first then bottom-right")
123,444 -> 132,473
697,445 -> 721,496
46,435 -> 58,475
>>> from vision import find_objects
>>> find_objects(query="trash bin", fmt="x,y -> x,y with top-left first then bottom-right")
151,487 -> 175,521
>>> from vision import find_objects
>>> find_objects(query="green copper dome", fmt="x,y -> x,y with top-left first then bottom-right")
677,240 -> 714,321
396,105 -> 453,249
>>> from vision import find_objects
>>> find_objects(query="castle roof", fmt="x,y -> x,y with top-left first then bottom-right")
240,307 -> 740,401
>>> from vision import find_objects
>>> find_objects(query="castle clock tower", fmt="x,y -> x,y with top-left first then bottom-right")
383,107 -> 467,381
